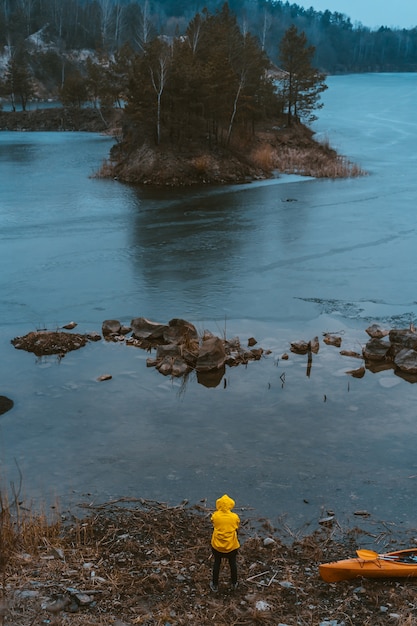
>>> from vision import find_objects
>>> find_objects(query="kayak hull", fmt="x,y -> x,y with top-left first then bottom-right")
320,549 -> 417,583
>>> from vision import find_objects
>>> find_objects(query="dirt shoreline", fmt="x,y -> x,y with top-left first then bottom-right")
2,497 -> 417,625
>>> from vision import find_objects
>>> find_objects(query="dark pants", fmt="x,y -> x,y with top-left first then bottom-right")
212,547 -> 238,585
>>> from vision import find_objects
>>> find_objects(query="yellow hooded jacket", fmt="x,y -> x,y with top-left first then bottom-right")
211,494 -> 240,553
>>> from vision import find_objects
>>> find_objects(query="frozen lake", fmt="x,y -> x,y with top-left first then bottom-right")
1,73 -> 417,531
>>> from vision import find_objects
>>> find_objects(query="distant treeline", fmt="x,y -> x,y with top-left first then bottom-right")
0,0 -> 416,74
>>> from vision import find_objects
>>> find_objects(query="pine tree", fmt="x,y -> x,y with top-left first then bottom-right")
278,24 -> 327,126
4,52 -> 34,111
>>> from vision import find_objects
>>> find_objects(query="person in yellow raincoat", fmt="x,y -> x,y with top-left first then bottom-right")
210,494 -> 240,591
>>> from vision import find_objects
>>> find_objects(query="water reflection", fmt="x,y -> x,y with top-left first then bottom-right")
129,188 -> 250,314
0,141 -> 37,163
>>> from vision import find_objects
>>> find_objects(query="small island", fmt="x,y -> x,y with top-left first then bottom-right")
96,9 -> 364,186
0,5 -> 365,187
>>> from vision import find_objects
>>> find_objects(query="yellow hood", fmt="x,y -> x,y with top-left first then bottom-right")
216,494 -> 235,513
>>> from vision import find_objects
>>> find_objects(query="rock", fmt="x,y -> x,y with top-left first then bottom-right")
102,319 -> 122,337
394,348 -> 417,374
15,590 -> 39,599
65,587 -> 94,605
162,318 -> 199,345
323,333 -> 342,347
389,328 -> 417,356
362,338 -> 390,361
62,321 -> 77,329
366,323 -> 389,338
263,537 -> 276,546
255,600 -> 271,611
196,336 -> 226,371
42,595 -> 70,614
49,546 -> 65,560
248,337 -> 257,346
86,331 -> 101,341
156,344 -> 182,359
130,317 -> 168,341
97,374 -> 112,381
290,339 -> 310,354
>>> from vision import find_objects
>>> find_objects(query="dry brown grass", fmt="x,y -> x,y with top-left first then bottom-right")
191,154 -> 212,174
272,145 -> 367,178
95,158 -> 116,178
1,496 -> 417,625
250,144 -> 276,171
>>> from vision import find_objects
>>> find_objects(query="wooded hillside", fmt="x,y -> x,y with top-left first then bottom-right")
0,0 -> 416,82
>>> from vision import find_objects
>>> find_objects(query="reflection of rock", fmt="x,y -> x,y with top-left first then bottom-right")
0,396 -> 13,415
394,349 -> 417,374
362,338 -> 390,361
389,329 -> 417,353
290,336 -> 319,354
310,337 -> 319,354
197,366 -> 226,388
340,350 -> 362,358
346,366 -> 365,378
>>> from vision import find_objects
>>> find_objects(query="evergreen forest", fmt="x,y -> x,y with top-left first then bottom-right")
0,0 -> 416,77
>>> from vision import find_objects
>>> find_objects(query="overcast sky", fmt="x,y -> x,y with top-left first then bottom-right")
296,0 -> 417,29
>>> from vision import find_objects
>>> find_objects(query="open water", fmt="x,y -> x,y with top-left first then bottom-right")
1,73 -> 417,532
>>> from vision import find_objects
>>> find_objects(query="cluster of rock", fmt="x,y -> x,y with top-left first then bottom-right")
10,317 -> 265,387
290,323 -> 417,381
361,324 -> 417,378
103,317 -> 266,387
10,319 -> 417,387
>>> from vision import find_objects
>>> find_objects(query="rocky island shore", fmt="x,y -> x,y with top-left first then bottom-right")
0,107 -> 365,186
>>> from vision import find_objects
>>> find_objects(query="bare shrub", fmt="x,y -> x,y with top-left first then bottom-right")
250,144 -> 275,170
191,154 -> 212,174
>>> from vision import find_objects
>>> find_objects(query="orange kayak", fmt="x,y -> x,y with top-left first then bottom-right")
320,548 -> 417,582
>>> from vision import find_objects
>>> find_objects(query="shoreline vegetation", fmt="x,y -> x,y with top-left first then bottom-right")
2,494 -> 417,625
0,107 -> 365,186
